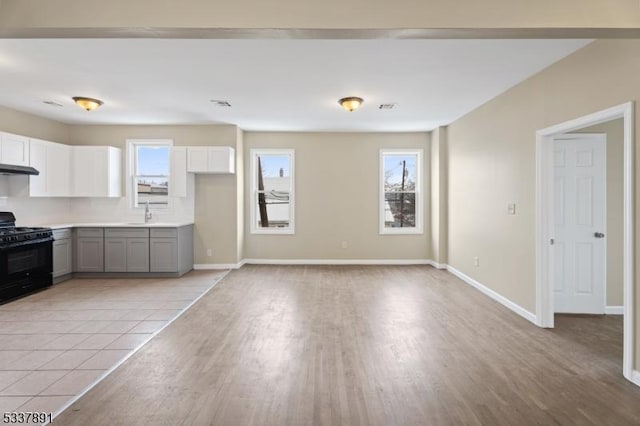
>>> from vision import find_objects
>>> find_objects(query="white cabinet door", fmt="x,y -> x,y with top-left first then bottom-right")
0,132 -> 30,166
71,146 -> 121,197
208,147 -> 235,173
186,146 -> 235,174
28,139 -> 48,196
29,139 -> 72,197
186,147 -> 209,173
48,143 -> 71,196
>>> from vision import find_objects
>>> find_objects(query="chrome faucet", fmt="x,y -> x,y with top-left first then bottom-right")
144,201 -> 152,223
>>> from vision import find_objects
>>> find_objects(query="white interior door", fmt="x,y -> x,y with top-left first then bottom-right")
553,134 -> 606,314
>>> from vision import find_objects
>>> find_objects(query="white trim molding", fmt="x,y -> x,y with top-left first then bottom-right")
632,370 -> 640,388
243,258 -> 432,266
194,262 -> 245,270
535,101 -> 635,385
605,306 -> 624,315
447,265 -> 537,325
426,260 -> 447,269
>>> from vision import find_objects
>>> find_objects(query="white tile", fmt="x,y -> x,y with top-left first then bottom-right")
0,351 -> 31,369
105,334 -> 152,350
77,350 -> 130,370
0,371 -> 68,396
38,351 -> 98,370
69,321 -> 113,334
3,351 -> 64,371
73,334 -> 121,350
40,370 -> 105,396
97,320 -> 140,334
0,396 -> 32,412
0,371 -> 30,391
129,321 -> 167,334
0,334 -> 60,350
39,334 -> 90,350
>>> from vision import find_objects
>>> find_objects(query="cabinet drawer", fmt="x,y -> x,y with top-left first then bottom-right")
76,228 -> 104,238
105,228 -> 149,238
150,228 -> 177,238
53,228 -> 72,240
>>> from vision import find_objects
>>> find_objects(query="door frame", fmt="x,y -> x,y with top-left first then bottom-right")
535,101 -> 634,382
552,133 -> 607,314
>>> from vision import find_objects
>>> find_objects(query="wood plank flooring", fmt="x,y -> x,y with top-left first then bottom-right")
54,265 -> 640,425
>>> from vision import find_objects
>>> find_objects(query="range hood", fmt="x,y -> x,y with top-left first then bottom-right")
0,164 -> 39,176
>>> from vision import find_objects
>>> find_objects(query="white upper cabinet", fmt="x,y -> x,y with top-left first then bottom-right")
0,132 -> 30,166
29,138 -> 71,197
71,146 -> 121,197
187,146 -> 235,174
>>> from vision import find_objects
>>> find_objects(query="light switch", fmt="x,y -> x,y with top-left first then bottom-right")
507,203 -> 516,215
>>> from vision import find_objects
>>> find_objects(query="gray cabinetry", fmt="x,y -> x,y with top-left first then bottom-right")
75,228 -> 104,272
52,228 -> 72,281
105,228 -> 150,272
150,227 -> 193,274
150,238 -> 178,272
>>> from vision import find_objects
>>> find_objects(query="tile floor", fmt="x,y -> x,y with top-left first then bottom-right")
0,270 -> 226,422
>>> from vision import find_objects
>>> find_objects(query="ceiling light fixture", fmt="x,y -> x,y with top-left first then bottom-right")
338,96 -> 364,112
72,96 -> 103,111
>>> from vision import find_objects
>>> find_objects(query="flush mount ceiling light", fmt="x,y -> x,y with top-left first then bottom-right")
72,96 -> 103,111
338,96 -> 364,112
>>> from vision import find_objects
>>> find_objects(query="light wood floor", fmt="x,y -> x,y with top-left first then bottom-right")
54,265 -> 640,425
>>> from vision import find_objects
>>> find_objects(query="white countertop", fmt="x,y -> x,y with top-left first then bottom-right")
40,222 -> 194,230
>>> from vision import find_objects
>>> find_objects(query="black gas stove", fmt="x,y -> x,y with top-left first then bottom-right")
0,212 -> 53,304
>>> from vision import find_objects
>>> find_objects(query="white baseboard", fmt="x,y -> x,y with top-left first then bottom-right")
427,260 -> 447,269
194,262 -> 244,270
242,258 -> 432,265
447,265 -> 537,325
631,370 -> 640,387
605,306 -> 624,315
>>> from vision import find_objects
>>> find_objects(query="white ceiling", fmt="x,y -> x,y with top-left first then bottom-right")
0,39 -> 591,131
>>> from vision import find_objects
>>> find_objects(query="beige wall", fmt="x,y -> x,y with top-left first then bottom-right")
576,119 -> 624,307
67,124 -> 241,265
1,0 -> 639,30
446,39 -> 640,369
430,126 -> 448,265
243,132 -> 431,260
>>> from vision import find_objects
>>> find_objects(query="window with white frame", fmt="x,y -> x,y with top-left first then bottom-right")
128,139 -> 172,208
380,149 -> 423,234
250,149 -> 295,234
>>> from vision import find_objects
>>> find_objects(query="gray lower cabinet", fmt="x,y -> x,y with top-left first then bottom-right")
105,228 -> 150,272
75,228 -> 105,272
72,225 -> 192,276
150,238 -> 178,272
52,228 -> 72,279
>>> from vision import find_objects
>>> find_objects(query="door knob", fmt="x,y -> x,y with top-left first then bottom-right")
594,232 -> 605,238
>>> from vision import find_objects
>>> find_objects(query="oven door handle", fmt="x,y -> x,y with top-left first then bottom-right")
0,237 -> 53,250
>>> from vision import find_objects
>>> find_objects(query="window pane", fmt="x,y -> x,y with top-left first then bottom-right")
384,192 -> 416,228
257,154 -> 291,192
383,155 -> 417,192
137,177 -> 169,206
255,191 -> 290,228
137,146 -> 170,176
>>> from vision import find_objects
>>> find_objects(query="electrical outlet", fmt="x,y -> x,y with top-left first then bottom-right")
341,241 -> 348,249
507,203 -> 516,215
206,249 -> 213,257
473,256 -> 480,267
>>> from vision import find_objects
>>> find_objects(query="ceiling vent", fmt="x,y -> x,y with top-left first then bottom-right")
43,101 -> 63,107
379,103 -> 397,110
210,100 -> 232,107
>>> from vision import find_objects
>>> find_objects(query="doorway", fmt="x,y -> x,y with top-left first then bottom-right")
535,102 -> 635,384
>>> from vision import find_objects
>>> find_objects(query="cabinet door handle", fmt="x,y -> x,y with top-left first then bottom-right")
594,232 -> 605,238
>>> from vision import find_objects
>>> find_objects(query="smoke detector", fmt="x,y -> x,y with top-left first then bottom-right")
210,100 -> 232,107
